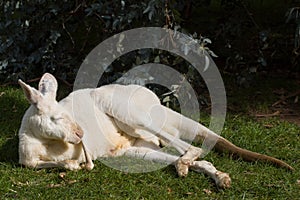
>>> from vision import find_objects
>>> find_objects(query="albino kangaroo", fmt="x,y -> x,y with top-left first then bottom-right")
18,73 -> 293,189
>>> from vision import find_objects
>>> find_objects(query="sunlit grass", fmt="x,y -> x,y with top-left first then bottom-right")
0,84 -> 299,199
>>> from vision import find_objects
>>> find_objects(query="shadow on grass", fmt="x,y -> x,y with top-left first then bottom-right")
0,87 -> 27,164
0,137 -> 19,163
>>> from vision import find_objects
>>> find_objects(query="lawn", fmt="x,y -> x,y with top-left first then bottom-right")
0,76 -> 299,199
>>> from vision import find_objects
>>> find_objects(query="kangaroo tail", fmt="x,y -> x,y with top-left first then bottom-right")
162,106 -> 294,171
213,137 -> 294,171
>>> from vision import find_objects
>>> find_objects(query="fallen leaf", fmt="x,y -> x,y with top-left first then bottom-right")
297,180 -> 300,185
8,188 -> 18,193
11,179 -> 30,186
243,171 -> 256,175
59,172 -> 66,179
263,124 -> 274,128
67,180 -> 77,184
12,105 -> 17,113
256,111 -> 280,118
294,96 -> 298,103
203,189 -> 212,195
47,183 -> 64,188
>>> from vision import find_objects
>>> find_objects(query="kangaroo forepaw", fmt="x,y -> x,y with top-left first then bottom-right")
175,158 -> 190,177
63,160 -> 82,171
80,162 -> 94,171
85,162 -> 94,171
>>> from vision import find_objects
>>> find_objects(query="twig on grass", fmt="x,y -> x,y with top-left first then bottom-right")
255,111 -> 281,118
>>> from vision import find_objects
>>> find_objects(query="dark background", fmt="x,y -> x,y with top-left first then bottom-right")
0,0 -> 299,90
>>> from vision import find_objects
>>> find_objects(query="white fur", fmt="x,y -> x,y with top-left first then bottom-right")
18,73 -> 231,188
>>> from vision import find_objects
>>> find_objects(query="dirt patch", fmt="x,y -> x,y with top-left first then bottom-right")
273,101 -> 300,126
254,89 -> 300,126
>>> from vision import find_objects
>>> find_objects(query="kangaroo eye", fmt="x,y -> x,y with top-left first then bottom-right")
50,116 -> 63,122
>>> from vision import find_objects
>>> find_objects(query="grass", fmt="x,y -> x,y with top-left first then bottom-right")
0,77 -> 299,199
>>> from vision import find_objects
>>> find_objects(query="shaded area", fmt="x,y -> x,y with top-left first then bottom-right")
224,74 -> 300,126
0,88 -> 27,163
0,1 -> 299,85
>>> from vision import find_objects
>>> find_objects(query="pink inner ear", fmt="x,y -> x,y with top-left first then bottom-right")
39,79 -> 52,95
38,73 -> 58,100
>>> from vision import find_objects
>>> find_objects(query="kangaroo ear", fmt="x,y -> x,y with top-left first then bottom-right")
38,73 -> 58,101
18,79 -> 42,105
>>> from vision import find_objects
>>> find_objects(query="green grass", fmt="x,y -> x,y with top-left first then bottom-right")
0,81 -> 299,199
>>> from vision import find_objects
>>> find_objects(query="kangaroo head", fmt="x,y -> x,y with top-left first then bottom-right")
19,73 -> 83,144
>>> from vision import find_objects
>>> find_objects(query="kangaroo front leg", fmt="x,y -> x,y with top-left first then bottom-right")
190,160 -> 231,189
33,160 -> 82,170
82,143 -> 94,171
116,146 -> 179,165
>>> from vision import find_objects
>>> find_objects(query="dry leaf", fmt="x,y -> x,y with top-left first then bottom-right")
67,180 -> 77,184
47,183 -> 64,188
11,179 -> 30,186
263,124 -> 274,128
8,188 -> 18,193
256,111 -> 280,118
59,172 -> 66,179
294,96 -> 299,103
203,189 -> 212,195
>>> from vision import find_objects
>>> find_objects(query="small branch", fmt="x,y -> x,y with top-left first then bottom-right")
0,75 -> 73,88
27,77 -> 41,83
62,22 -> 75,48
272,90 -> 300,106
241,1 -> 260,30
1,77 -> 41,87
255,111 -> 280,118
94,13 -> 106,24
0,82 -> 18,87
69,3 -> 82,15
56,77 -> 73,87
79,26 -> 92,54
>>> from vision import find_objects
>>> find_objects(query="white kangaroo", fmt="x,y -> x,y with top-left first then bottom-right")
18,73 -> 293,189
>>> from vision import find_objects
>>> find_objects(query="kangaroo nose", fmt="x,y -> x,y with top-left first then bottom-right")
74,124 -> 84,139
